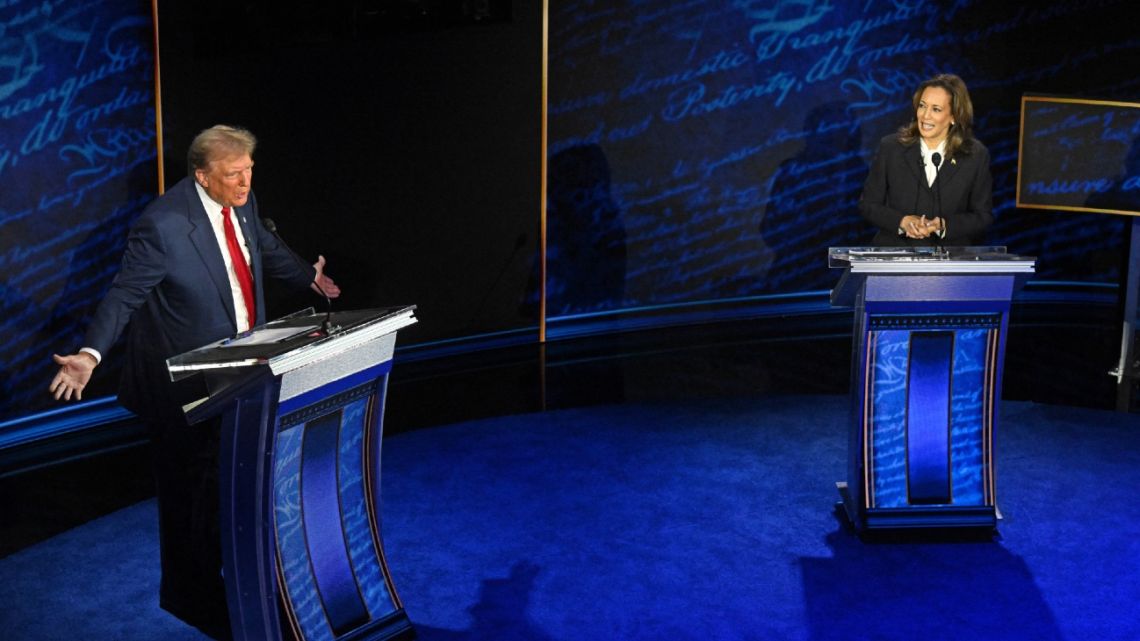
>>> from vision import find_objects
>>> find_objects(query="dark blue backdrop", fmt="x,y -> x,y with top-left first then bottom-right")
4,1 -> 1140,423
543,0 -> 1140,316
0,0 -> 155,422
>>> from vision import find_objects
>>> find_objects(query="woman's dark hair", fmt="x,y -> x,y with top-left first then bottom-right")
897,73 -> 976,159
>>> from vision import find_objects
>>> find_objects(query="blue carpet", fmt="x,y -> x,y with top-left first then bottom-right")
2,396 -> 1138,640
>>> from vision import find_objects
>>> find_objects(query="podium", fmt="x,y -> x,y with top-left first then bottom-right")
167,306 -> 417,641
829,247 -> 1035,532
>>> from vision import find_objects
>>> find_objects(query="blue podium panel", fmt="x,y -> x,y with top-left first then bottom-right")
274,371 -> 402,641
906,330 -> 954,504
830,248 -> 1033,532
863,320 -> 996,512
171,307 -> 417,641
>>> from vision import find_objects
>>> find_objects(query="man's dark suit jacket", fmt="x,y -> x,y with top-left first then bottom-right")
859,133 -> 994,246
84,175 -> 315,422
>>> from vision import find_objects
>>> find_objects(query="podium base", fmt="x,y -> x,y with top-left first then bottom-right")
836,482 -> 997,534
344,610 -> 416,641
836,481 -> 858,528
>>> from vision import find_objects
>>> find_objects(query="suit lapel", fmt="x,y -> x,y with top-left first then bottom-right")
233,202 -> 264,313
904,143 -> 924,186
182,179 -> 239,328
233,205 -> 259,268
935,151 -> 962,189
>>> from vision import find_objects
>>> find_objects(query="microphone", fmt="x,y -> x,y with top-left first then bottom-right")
262,217 -> 339,335
930,153 -> 944,252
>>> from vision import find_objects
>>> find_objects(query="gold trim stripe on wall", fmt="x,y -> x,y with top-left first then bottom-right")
150,0 -> 164,195
540,0 -> 549,343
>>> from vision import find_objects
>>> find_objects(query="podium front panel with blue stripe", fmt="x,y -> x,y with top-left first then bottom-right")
170,307 -> 417,641
829,248 -> 1034,532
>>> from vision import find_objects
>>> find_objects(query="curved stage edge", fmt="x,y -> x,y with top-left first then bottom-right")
3,395 -> 1139,640
0,281 -> 1126,556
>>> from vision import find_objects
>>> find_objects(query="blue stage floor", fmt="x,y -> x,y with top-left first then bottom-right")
2,395 -> 1138,640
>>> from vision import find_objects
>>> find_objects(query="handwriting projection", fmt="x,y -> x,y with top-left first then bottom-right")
1020,102 -> 1140,210
0,1 -> 156,420
546,0 -> 1134,316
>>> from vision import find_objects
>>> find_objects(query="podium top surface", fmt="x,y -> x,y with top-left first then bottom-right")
166,306 -> 416,380
828,246 -> 1036,274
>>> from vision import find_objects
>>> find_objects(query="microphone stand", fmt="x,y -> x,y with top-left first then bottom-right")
262,217 -> 340,335
930,152 -> 946,257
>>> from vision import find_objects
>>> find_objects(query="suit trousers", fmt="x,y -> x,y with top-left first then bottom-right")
149,414 -> 232,640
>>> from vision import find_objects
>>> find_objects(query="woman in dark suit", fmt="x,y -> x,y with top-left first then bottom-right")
859,73 -> 993,246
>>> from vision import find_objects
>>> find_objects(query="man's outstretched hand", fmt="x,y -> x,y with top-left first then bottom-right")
312,255 -> 341,298
49,352 -> 97,401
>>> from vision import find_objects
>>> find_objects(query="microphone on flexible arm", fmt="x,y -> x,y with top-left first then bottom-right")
929,152 -> 945,254
261,217 -> 340,335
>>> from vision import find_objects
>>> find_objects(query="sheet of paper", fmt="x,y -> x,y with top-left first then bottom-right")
220,325 -> 321,347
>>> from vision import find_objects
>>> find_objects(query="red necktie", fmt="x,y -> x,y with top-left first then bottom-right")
221,207 -> 256,327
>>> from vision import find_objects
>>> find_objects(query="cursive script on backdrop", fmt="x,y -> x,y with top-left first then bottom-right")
0,0 -> 156,421
544,0 -> 1136,316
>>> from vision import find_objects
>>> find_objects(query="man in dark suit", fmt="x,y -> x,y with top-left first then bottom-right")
860,73 -> 994,246
50,125 -> 340,638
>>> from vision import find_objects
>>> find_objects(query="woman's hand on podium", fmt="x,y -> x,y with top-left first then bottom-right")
901,215 -> 929,238
901,215 -> 944,239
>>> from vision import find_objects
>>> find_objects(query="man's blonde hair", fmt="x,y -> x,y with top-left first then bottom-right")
187,125 -> 257,176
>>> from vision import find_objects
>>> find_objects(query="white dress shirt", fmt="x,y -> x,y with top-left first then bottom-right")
80,184 -> 257,365
194,181 -> 255,333
913,139 -> 949,238
920,139 -> 948,187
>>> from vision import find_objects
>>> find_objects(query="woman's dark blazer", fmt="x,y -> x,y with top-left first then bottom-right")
859,133 -> 994,246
